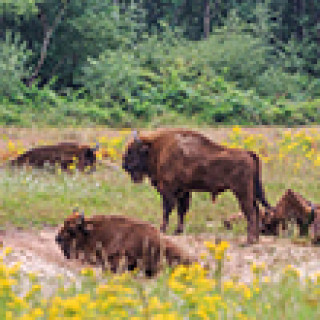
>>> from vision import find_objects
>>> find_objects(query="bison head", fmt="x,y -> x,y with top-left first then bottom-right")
83,142 -> 100,171
259,207 -> 281,236
55,210 -> 89,259
122,131 -> 150,183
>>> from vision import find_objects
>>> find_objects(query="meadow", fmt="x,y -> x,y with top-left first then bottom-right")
0,126 -> 319,319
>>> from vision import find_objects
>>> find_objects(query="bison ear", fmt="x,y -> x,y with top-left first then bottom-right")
287,189 -> 294,196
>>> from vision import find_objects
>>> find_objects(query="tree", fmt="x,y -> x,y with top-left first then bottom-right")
26,0 -> 69,87
203,0 -> 211,39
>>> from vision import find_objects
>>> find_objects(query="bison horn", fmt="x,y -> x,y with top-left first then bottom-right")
133,130 -> 141,142
75,211 -> 85,224
94,141 -> 100,151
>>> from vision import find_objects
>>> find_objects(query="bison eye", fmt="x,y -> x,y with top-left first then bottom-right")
67,228 -> 76,237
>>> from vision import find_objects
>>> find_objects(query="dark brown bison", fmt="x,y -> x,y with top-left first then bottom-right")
263,189 -> 319,243
55,211 -> 196,276
122,129 -> 272,244
10,142 -> 100,172
223,189 -> 320,243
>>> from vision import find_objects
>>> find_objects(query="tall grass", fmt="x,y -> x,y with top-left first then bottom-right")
0,127 -> 318,234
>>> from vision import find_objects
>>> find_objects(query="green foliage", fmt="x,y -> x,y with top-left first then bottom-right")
76,22 -> 319,126
0,0 -> 319,126
0,0 -> 37,16
0,31 -> 31,100
263,99 -> 320,126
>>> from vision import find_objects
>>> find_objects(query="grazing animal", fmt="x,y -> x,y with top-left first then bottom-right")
224,189 -> 320,243
122,129 -> 271,244
223,208 -> 283,236
55,211 -> 196,276
10,142 -> 99,172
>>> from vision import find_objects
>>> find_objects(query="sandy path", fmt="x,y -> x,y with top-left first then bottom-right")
2,227 -> 320,298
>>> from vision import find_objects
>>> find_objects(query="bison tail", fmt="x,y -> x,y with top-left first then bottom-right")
248,151 -> 272,210
255,178 -> 272,210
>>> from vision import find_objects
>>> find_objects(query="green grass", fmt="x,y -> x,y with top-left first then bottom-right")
0,155 -> 318,236
1,127 -> 320,319
2,249 -> 320,319
0,126 -> 319,237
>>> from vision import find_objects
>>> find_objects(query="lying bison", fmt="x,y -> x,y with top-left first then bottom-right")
224,189 -> 320,243
55,210 -> 196,276
10,142 -> 99,172
122,129 -> 272,244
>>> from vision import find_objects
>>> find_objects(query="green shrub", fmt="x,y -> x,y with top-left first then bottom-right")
0,31 -> 31,100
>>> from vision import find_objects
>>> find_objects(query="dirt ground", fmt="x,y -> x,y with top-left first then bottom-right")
2,226 -> 320,297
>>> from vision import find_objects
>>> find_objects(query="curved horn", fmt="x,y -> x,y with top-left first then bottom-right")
133,130 -> 141,142
93,140 -> 100,151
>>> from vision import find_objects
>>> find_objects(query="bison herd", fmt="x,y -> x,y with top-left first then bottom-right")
7,129 -> 320,276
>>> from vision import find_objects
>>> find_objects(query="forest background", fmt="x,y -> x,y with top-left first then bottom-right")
1,0 -> 319,127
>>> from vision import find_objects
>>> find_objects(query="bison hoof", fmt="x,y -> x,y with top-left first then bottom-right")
160,224 -> 167,233
174,228 -> 184,235
246,238 -> 259,246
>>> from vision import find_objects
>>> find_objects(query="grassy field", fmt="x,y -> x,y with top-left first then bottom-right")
0,126 -> 319,233
0,126 -> 320,319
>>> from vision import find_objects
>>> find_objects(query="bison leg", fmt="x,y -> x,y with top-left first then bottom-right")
238,196 -> 259,245
160,196 -> 175,233
175,192 -> 191,235
297,218 -> 309,236
211,193 -> 217,205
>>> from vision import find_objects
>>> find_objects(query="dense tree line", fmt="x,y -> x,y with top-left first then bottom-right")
0,0 -> 319,126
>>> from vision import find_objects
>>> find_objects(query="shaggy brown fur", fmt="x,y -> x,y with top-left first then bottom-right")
55,211 -> 196,276
122,129 -> 271,244
224,189 -> 320,243
10,142 -> 99,172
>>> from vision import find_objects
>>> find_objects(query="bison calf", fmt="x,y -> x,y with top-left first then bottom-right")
224,189 -> 320,243
56,211 -> 196,276
122,129 -> 271,244
10,142 -> 99,172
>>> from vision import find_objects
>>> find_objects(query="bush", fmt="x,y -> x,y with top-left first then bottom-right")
77,30 -> 272,125
263,99 -> 320,126
0,31 -> 31,100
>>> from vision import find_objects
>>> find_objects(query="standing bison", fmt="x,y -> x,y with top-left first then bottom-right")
56,211 -> 196,276
122,129 -> 272,244
10,142 -> 99,172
